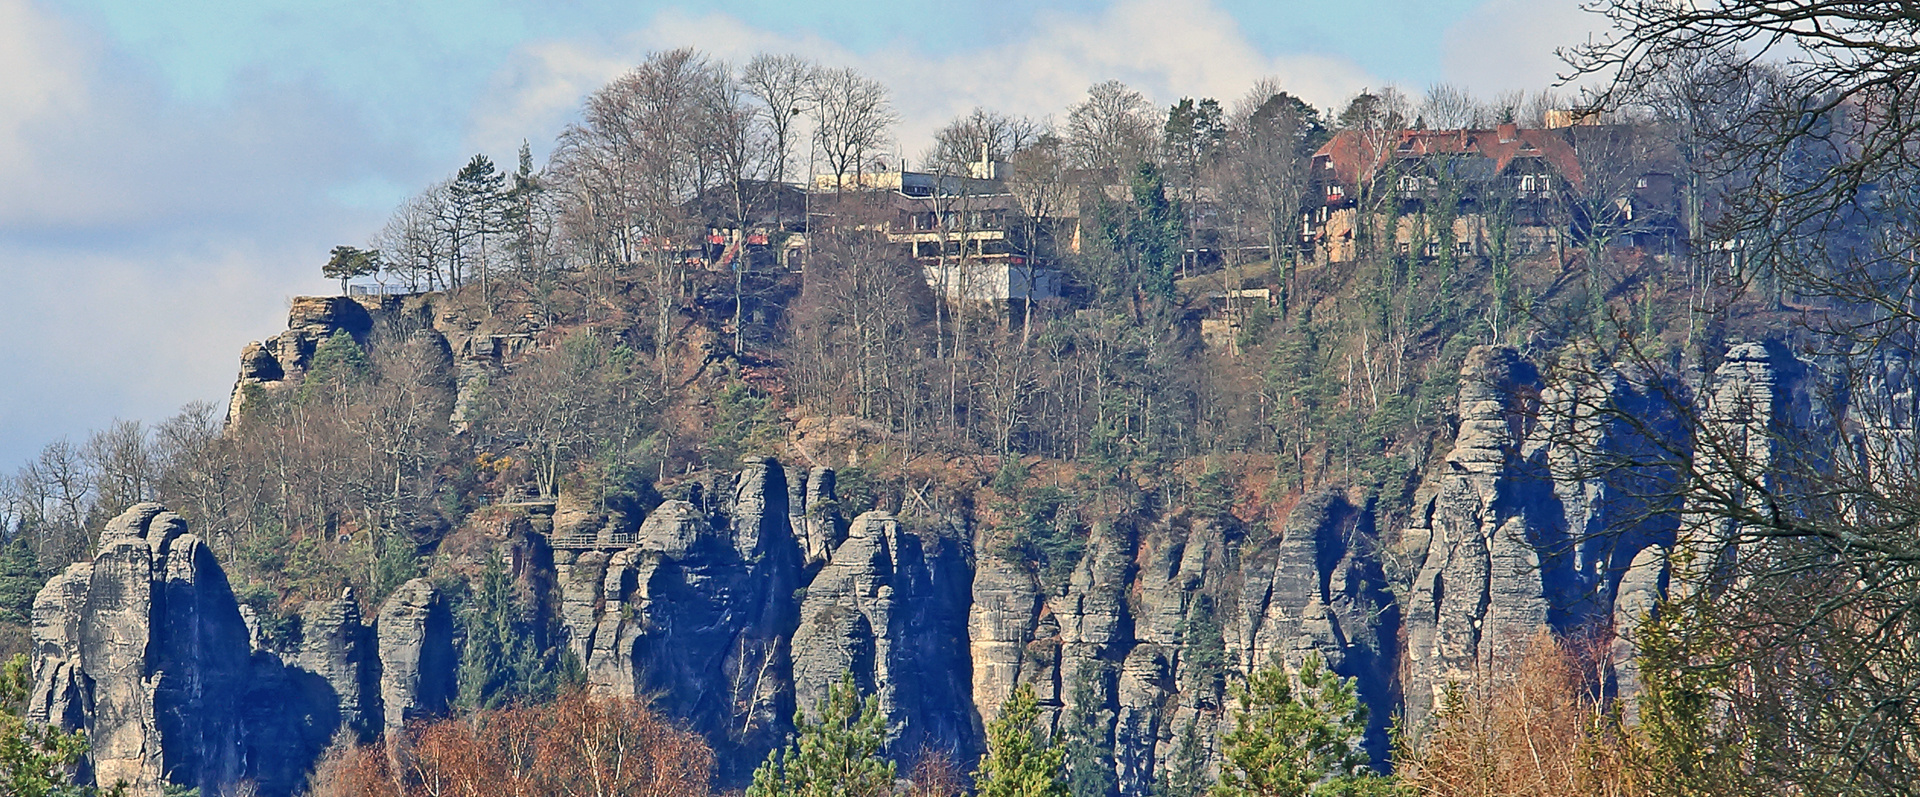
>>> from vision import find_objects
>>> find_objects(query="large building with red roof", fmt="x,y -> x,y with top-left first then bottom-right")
1303,121 -> 1681,263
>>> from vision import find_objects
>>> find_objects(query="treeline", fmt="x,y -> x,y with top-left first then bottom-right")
0,47 -> 1657,647
301,636 -> 1667,797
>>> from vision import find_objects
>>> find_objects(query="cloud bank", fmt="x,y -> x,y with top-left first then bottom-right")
469,0 -> 1379,163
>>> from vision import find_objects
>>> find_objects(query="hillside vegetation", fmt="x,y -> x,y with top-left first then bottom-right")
8,14 -> 1911,796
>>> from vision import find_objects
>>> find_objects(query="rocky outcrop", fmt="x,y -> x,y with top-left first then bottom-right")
30,505 -> 269,796
85,337 -> 1897,794
227,297 -> 376,422
374,579 -> 455,738
225,292 -> 527,431
293,589 -> 377,739
792,511 -> 974,756
557,458 -> 811,782
1401,347 -> 1558,721
28,507 -> 458,797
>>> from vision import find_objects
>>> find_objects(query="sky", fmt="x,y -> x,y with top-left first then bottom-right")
0,0 -> 1601,468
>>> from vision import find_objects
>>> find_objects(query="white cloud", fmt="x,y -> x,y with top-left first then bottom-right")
0,0 -> 389,465
469,0 -> 1379,162
0,0 -> 87,188
1439,0 -> 1604,100
0,237 -> 309,462
0,0 -> 82,135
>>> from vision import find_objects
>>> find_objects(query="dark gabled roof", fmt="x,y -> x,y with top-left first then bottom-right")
1315,125 -> 1588,191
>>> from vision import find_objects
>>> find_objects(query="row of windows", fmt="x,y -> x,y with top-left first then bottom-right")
899,210 -> 1010,230
1391,174 -> 1554,193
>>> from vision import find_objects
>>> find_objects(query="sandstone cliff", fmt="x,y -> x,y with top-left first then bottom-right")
29,506 -> 457,797
48,337 -> 1877,795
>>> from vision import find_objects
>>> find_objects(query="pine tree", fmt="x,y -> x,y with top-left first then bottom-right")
1211,655 -> 1394,797
1063,666 -> 1116,797
321,245 -> 380,295
456,553 -> 557,710
448,153 -> 506,297
747,673 -> 896,797
1,654 -> 93,797
503,141 -> 544,275
975,683 -> 1070,797
0,541 -> 39,627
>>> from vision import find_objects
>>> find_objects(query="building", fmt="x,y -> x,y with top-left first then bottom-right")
809,161 -> 1068,305
1303,121 -> 1683,263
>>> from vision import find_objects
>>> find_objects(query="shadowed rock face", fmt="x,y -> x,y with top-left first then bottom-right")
65,339 -> 1887,795
374,578 -> 454,738
28,506 -> 457,797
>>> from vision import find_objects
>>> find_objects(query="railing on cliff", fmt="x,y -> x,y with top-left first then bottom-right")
546,529 -> 639,550
347,284 -> 425,297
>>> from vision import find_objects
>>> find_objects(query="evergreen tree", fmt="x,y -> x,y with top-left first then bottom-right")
1,654 -> 94,797
503,141 -> 545,275
321,245 -> 380,294
1154,717 -> 1209,797
370,532 -> 418,607
448,153 -> 506,294
299,330 -> 371,401
0,541 -> 40,627
455,553 -> 558,710
747,673 -> 896,797
1062,665 -> 1116,797
975,683 -> 1070,797
1181,596 -> 1228,709
1211,654 -> 1393,797
1126,163 -> 1183,301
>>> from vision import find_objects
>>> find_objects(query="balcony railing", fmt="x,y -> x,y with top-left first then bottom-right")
547,529 -> 638,550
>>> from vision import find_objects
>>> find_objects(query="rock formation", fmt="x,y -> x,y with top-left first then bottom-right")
29,506 -> 458,797
374,578 -> 455,738
63,332 -> 1887,795
227,296 -> 375,422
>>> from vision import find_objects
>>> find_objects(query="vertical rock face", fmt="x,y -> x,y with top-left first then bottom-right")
294,590 -> 376,739
374,579 -> 455,738
78,336 -> 1901,794
1235,491 -> 1398,760
558,458 -> 813,783
1401,347 -> 1556,721
960,493 -> 1400,796
31,505 -> 268,796
967,552 -> 1042,725
791,511 -> 976,757
28,507 -> 461,797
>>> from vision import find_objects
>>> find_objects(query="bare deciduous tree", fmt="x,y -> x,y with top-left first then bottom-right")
806,66 -> 896,191
741,53 -> 817,185
1066,80 -> 1157,172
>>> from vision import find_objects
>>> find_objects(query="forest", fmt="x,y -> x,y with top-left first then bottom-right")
7,1 -> 1920,796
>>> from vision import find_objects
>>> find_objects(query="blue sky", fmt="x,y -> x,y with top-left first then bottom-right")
0,0 -> 1597,467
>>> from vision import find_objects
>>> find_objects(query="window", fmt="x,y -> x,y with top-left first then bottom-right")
1520,174 -> 1551,194
1326,184 -> 1345,199
1636,177 -> 1649,189
1457,241 -> 1474,255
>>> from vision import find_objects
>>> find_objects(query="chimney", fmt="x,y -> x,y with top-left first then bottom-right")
1498,122 -> 1518,142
